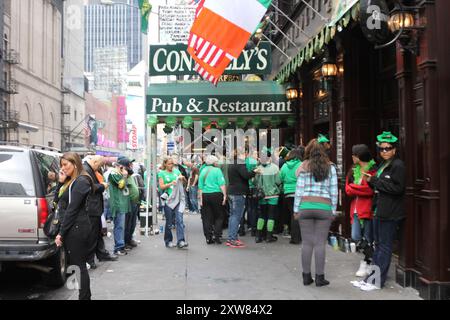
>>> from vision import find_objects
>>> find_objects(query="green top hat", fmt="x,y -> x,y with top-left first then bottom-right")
278,146 -> 290,159
377,131 -> 398,144
318,134 -> 330,144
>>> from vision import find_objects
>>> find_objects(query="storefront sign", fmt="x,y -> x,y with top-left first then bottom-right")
159,5 -> 196,43
150,43 -> 272,76
128,125 -> 138,150
147,82 -> 292,116
117,97 -> 128,143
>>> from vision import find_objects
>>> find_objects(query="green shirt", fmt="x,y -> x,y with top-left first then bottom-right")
198,165 -> 226,194
128,176 -> 140,204
158,169 -> 181,196
108,170 -> 131,217
245,157 -> 258,189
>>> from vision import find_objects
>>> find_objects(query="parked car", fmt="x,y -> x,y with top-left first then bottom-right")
0,145 -> 66,286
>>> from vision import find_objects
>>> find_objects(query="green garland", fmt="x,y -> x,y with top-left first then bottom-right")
352,159 -> 376,185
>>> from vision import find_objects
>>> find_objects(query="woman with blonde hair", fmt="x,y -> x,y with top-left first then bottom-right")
54,152 -> 93,300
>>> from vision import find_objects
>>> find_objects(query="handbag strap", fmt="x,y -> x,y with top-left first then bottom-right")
202,167 -> 213,186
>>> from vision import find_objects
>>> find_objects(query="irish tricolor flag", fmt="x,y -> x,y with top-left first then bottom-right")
188,0 -> 272,85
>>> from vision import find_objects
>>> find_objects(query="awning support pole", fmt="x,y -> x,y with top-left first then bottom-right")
261,33 -> 291,60
269,3 -> 313,39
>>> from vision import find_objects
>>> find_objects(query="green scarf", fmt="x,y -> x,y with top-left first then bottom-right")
352,159 -> 376,185
58,184 -> 68,198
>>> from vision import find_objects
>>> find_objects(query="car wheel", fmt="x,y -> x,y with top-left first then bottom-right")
44,246 -> 67,287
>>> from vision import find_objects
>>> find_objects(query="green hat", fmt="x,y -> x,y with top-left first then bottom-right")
377,131 -> 398,144
262,146 -> 273,156
278,146 -> 290,159
318,134 -> 330,144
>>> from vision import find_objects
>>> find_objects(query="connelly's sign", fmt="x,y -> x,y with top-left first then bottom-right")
149,42 -> 272,76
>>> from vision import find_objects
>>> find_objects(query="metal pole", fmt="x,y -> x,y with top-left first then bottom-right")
261,33 -> 292,60
267,18 -> 299,48
269,3 -> 313,39
145,125 -> 151,237
300,0 -> 329,22
152,127 -> 158,226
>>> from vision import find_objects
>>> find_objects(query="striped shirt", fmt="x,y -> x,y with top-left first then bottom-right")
294,164 -> 338,214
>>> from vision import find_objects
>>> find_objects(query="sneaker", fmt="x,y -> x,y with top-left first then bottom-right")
86,263 -> 91,270
360,283 -> 381,291
177,241 -> 189,249
229,240 -> 246,248
124,246 -> 133,251
127,240 -> 139,248
166,242 -> 176,248
114,250 -> 128,256
356,260 -> 369,277
350,280 -> 366,288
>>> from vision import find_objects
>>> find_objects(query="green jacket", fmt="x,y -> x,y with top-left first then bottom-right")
255,163 -> 282,197
108,169 -> 131,217
279,159 -> 302,195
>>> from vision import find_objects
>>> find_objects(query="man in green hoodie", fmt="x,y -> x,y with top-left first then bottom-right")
254,147 -> 282,243
279,148 -> 304,244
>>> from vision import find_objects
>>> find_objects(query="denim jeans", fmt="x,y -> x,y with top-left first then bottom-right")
113,212 -> 126,252
246,194 -> 259,230
370,218 -> 398,288
163,204 -> 185,245
189,186 -> 199,213
228,195 -> 246,241
351,214 -> 373,243
104,199 -> 112,221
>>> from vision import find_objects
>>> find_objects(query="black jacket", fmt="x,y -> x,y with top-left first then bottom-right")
227,163 -> 256,195
369,158 -> 406,221
59,175 -> 92,239
83,163 -> 105,217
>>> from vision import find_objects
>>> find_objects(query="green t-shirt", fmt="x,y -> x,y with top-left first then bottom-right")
158,169 -> 181,196
198,165 -> 226,194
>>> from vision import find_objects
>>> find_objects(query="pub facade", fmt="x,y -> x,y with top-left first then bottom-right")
270,0 -> 449,299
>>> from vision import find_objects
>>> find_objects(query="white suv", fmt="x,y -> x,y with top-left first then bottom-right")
0,145 -> 67,286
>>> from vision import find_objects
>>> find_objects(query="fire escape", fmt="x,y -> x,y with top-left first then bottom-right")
0,49 -> 20,142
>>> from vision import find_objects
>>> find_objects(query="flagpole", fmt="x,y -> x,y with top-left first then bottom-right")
269,3 -> 313,39
260,33 -> 291,60
267,18 -> 299,48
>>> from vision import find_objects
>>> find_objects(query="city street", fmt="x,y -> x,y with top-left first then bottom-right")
0,213 -> 420,300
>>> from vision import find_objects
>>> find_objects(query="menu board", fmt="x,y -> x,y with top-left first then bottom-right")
336,121 -> 343,177
159,5 -> 196,44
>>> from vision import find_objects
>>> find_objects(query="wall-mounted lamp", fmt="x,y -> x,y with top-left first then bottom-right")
286,84 -> 299,100
321,61 -> 338,78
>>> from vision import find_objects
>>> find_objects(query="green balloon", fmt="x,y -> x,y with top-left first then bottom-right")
165,116 -> 177,127
287,117 -> 296,127
202,118 -> 211,128
271,116 -> 282,127
163,126 -> 173,134
251,117 -> 262,128
236,118 -> 247,128
182,116 -> 194,129
147,115 -> 158,128
217,118 -> 228,129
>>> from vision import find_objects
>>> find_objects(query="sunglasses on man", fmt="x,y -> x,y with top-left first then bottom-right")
378,146 -> 394,153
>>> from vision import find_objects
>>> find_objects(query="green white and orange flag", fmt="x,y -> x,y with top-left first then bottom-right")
188,0 -> 272,85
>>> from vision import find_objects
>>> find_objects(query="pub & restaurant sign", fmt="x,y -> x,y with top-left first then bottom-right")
147,81 -> 292,117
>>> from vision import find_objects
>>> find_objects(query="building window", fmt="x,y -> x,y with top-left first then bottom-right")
74,110 -> 77,121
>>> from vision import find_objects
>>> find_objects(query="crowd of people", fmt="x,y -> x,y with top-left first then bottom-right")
156,131 -> 405,293
47,130 -> 405,300
50,153 -> 146,300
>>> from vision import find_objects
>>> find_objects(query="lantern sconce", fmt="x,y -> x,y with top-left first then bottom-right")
286,83 -> 299,100
321,59 -> 338,79
378,0 -> 426,55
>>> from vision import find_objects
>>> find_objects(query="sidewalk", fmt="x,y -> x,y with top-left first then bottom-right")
60,214 -> 421,300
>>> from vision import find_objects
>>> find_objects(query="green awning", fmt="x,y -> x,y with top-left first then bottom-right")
146,81 -> 293,117
275,2 -> 360,83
